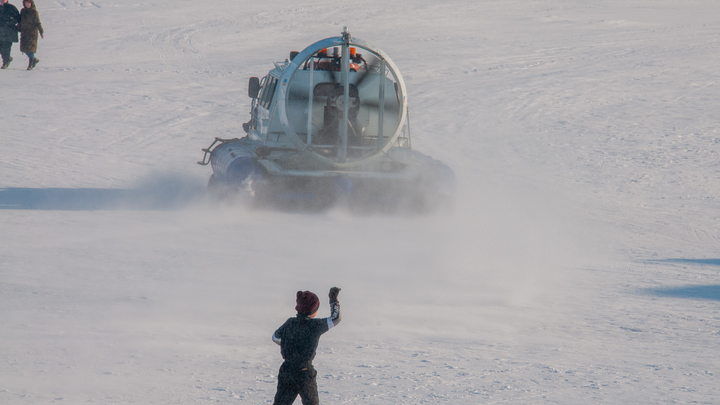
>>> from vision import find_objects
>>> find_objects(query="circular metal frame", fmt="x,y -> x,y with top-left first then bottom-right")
276,34 -> 408,168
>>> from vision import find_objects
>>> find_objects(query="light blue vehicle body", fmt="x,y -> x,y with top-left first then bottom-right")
199,29 -> 454,211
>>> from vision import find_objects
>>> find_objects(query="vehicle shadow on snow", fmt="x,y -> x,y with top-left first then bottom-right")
648,258 -> 720,266
644,285 -> 720,301
642,258 -> 720,301
0,179 -> 205,211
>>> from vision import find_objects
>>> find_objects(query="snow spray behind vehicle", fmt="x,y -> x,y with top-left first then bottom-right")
198,28 -> 455,212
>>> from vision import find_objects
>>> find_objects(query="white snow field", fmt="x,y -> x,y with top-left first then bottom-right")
2,0 -> 720,403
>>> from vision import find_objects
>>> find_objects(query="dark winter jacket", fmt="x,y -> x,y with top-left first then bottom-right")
0,2 -> 20,43
272,301 -> 341,368
19,4 -> 42,53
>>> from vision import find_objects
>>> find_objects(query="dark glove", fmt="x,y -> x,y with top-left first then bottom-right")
329,287 -> 341,303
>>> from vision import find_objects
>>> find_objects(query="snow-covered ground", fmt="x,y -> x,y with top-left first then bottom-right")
2,0 -> 720,403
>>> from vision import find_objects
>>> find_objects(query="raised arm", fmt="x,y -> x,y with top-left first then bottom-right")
327,287 -> 341,329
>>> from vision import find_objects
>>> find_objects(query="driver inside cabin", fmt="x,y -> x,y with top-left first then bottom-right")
303,48 -> 370,153
314,83 -> 366,148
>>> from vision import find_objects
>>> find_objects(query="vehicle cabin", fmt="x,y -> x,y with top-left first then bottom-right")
244,47 -> 405,159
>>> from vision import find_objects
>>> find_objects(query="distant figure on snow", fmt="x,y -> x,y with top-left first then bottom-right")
0,0 -> 20,69
272,287 -> 341,405
19,0 -> 42,70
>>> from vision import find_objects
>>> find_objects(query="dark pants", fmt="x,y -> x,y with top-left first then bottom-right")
273,363 -> 319,405
0,41 -> 12,64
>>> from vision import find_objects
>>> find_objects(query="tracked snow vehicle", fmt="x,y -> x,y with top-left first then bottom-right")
198,28 -> 454,211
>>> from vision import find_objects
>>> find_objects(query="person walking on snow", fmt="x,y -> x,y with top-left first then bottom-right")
272,287 -> 341,405
19,0 -> 42,70
0,0 -> 20,69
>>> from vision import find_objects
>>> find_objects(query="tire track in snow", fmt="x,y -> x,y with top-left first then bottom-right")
150,26 -> 210,72
147,17 -> 240,82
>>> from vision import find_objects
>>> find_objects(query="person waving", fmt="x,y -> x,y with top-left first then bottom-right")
272,287 -> 342,405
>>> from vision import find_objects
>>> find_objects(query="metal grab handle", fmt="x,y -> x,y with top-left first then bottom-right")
197,137 -> 239,165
